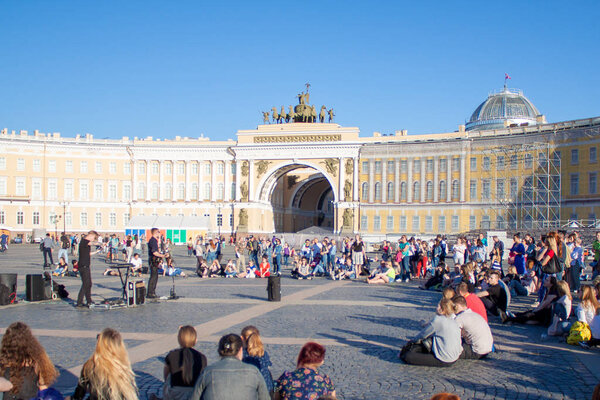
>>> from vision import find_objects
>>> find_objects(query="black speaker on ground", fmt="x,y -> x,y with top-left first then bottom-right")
0,273 -> 17,305
26,274 -> 50,302
127,280 -> 146,306
267,275 -> 281,302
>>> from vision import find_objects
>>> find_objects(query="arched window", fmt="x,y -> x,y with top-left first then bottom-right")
439,180 -> 447,200
374,182 -> 381,201
191,183 -> 198,200
204,183 -> 211,200
387,182 -> 394,201
217,183 -> 224,200
413,181 -> 420,202
137,183 -> 146,199
452,180 -> 459,200
164,183 -> 172,200
426,181 -> 433,201
177,183 -> 185,200
361,182 -> 369,201
400,182 -> 407,201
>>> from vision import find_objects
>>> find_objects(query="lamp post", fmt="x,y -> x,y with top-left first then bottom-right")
50,214 -> 61,241
60,201 -> 69,234
217,204 -> 222,238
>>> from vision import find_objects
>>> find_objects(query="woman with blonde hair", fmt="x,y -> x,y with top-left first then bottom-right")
72,328 -> 137,400
240,326 -> 274,393
548,280 -> 573,336
0,322 -> 59,400
576,286 -> 600,325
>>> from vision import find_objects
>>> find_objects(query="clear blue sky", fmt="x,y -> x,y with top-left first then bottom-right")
1,1 -> 599,140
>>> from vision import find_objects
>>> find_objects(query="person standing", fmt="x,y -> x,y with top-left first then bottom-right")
76,230 -> 100,308
58,232 -> 70,264
592,232 -> 600,280
42,233 -> 55,267
351,235 -> 365,277
510,234 -> 526,275
147,228 -> 167,299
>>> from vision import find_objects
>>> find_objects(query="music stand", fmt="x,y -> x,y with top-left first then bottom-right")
108,262 -> 133,301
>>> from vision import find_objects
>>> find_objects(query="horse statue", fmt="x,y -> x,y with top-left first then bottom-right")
287,106 -> 295,123
297,93 -> 305,105
328,108 -> 335,122
310,105 -> 317,123
271,107 -> 280,124
319,106 -> 327,123
262,111 -> 270,124
280,106 -> 287,123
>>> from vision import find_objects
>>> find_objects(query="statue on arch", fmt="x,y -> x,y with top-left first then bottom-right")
319,106 -> 327,123
310,105 -> 317,123
238,208 -> 248,226
345,159 -> 353,175
271,107 -> 280,124
323,158 -> 338,176
262,111 -> 270,124
280,106 -> 287,123
328,108 -> 335,122
287,106 -> 295,123
344,179 -> 352,200
256,160 -> 270,177
241,161 -> 249,177
342,208 -> 353,228
240,181 -> 249,201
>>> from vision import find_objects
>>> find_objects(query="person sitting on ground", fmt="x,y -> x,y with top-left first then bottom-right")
296,257 -> 312,280
70,259 -> 79,277
103,266 -> 120,276
453,296 -> 493,359
576,286 -> 599,326
580,306 -> 600,348
457,282 -> 487,322
208,260 -> 221,278
166,264 -> 186,278
238,260 -> 257,279
333,257 -> 355,281
196,261 -> 209,278
399,298 -> 463,367
190,334 -> 270,400
152,326 -> 207,400
508,264 -> 539,297
547,280 -> 573,336
476,270 -> 508,320
442,287 -> 455,301
290,255 -> 300,278
504,276 -> 559,325
72,328 -> 137,400
420,262 -> 448,291
224,260 -> 237,278
367,261 -> 396,284
257,255 -> 271,278
52,257 -> 69,277
274,342 -> 336,400
240,326 -> 274,394
0,322 -> 59,400
129,253 -> 143,276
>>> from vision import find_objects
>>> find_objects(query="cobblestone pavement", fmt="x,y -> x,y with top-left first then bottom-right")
1,244 -> 599,399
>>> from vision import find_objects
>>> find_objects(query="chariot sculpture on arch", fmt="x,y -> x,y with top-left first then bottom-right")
261,84 -> 336,124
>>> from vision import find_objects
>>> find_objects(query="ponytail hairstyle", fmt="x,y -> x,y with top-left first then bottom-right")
218,334 -> 242,357
246,333 -> 265,358
177,326 -> 197,385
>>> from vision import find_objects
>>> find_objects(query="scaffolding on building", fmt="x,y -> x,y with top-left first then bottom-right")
481,142 -> 561,231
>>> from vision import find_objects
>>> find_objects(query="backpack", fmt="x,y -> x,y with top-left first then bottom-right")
567,321 -> 591,345
39,241 -> 44,252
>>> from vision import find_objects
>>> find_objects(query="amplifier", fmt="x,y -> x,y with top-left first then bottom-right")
26,274 -> 51,302
127,280 -> 146,306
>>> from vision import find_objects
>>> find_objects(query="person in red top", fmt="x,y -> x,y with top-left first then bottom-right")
257,255 -> 271,278
458,282 -> 488,322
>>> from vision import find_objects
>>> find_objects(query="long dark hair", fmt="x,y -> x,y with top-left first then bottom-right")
177,326 -> 197,385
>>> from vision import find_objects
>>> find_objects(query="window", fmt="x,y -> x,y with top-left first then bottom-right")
373,216 -> 381,231
361,182 -> 369,201
231,183 -> 236,199
426,181 -> 433,201
452,215 -> 459,231
452,180 -> 459,200
413,181 -> 420,202
124,213 -> 130,225
191,163 -> 198,175
109,162 -> 117,174
95,212 -> 102,226
17,158 -> 25,171
217,183 -> 224,200
591,147 -> 597,163
32,180 -> 41,198
538,152 -> 547,169
452,158 -> 460,171
426,159 -> 433,172
439,158 -> 447,171
123,183 -> 131,201
387,182 -> 394,201
438,216 -> 446,232
64,181 -> 74,199
482,179 -> 491,200
510,178 -> 518,200
80,212 -> 88,226
164,183 -> 172,200
482,156 -> 490,171
386,215 -> 394,230
374,161 -> 382,174
108,183 -> 117,201
400,160 -> 407,173
95,161 -> 102,174
48,180 -> 57,200
48,160 -> 57,173
440,180 -> 447,200
470,157 -> 477,171
178,162 -> 185,175
510,155 -> 518,169
570,173 -> 579,195
469,180 -> 477,201
496,179 -> 505,198
152,162 -> 159,174
387,161 -> 395,175
15,178 -> 25,196
165,162 -> 172,175
571,149 -> 579,165
399,215 -> 407,231
400,182 -> 407,201
137,162 -> 145,174
178,183 -> 186,200
137,182 -> 146,199
108,213 -> 116,227
65,212 -> 72,226
65,160 -> 73,173
524,153 -> 533,169
17,211 -> 24,225
229,214 -> 233,227
80,161 -> 88,173
497,156 -> 505,170
94,182 -> 103,200
481,215 -> 491,229
590,172 -> 597,195
33,159 -> 41,172
79,181 -> 89,200
412,215 -> 420,232
151,183 -> 159,199
0,157 -> 5,170
204,163 -> 211,175
32,211 -> 40,225
425,216 -> 433,232
414,159 -> 421,171
469,215 -> 476,230
361,161 -> 368,174
374,182 -> 381,201
0,177 -> 6,196
204,183 -> 211,200
360,215 -> 368,230
123,162 -> 131,175
191,183 -> 198,200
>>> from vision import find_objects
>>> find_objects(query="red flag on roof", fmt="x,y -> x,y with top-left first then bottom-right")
505,73 -> 511,80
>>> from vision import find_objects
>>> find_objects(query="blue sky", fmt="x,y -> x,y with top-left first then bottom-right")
1,1 -> 598,140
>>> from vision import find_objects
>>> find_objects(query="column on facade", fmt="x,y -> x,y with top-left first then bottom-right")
368,159 -> 375,203
159,160 -> 164,201
235,161 -> 241,201
460,155 -> 466,202
420,157 -> 426,202
172,160 -> 177,202
381,159 -> 387,203
447,156 -> 452,202
249,160 -> 255,202
394,158 -> 400,203
352,157 -> 359,201
132,159 -> 138,201
197,161 -> 203,202
433,156 -> 439,202
185,160 -> 191,202
407,158 -> 413,203
338,157 -> 344,201
224,161 -> 230,201
210,161 -> 216,202
145,160 -> 151,202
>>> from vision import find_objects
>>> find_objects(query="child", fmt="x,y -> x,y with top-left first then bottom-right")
130,253 -> 143,276
53,257 -> 69,276
240,326 -> 274,394
296,257 -> 312,280
239,260 -> 257,279
224,260 -> 237,278
257,255 -> 271,278
208,260 -> 221,277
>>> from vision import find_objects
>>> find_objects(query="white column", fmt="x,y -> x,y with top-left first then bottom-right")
407,158 -> 413,203
353,158 -> 359,201
460,155 -> 466,202
235,161 -> 241,201
420,158 -> 426,202
433,156 -> 439,202
368,159 -> 374,203
159,161 -> 164,201
249,160 -> 255,202
172,161 -> 177,202
210,161 -> 216,201
338,157 -> 344,201
224,161 -> 230,201
145,161 -> 151,201
132,160 -> 138,201
381,159 -> 387,203
185,161 -> 191,202
447,156 -> 452,202
198,162 -> 203,202
394,158 -> 400,203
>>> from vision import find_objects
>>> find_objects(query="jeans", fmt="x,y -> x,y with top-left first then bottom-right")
571,262 -> 582,292
58,248 -> 69,264
401,257 -> 411,281
147,257 -> 160,296
77,265 -> 92,305
312,262 -> 325,275
400,342 -> 456,367
43,248 -> 54,266
283,255 -> 289,265
272,255 -> 281,274
509,280 -> 528,296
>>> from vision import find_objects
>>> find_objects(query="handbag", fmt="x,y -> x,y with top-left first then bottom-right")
542,255 -> 561,274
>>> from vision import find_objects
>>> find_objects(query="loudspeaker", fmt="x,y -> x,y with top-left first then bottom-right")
0,273 -> 17,305
267,275 -> 281,302
127,280 -> 145,306
26,274 -> 49,302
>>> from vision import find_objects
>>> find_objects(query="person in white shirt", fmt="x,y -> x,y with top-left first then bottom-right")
576,286 -> 599,325
130,253 -> 143,275
453,295 -> 493,359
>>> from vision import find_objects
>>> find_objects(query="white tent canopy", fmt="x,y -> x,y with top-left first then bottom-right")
125,215 -> 211,231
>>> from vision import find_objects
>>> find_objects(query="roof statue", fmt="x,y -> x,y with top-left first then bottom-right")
261,85 -> 335,124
